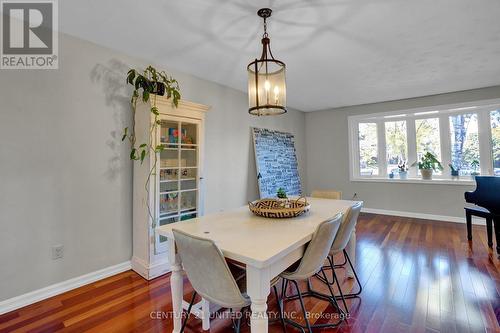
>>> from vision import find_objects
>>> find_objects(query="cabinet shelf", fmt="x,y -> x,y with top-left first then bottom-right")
159,207 -> 198,219
159,178 -> 197,183
160,166 -> 197,170
159,188 -> 198,195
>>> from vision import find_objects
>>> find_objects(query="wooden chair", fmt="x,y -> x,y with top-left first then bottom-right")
311,190 -> 342,200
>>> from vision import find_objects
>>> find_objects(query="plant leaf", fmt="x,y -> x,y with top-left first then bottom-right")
143,90 -> 150,102
121,127 -> 128,141
130,148 -> 137,160
140,149 -> 146,163
127,70 -> 135,85
151,106 -> 159,115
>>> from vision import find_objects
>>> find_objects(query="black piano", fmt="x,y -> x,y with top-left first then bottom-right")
464,176 -> 500,254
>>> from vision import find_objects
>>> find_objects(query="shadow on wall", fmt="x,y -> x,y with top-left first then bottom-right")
90,59 -> 132,181
246,128 -> 259,201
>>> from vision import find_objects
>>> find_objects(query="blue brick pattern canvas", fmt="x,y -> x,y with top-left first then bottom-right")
252,127 -> 302,198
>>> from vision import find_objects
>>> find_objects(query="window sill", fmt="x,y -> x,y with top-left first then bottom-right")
351,177 -> 476,186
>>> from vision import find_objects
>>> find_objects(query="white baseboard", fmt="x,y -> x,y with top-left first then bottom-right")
0,261 -> 131,315
131,255 -> 171,280
362,207 -> 486,225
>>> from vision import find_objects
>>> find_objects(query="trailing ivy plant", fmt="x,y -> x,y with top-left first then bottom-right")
122,65 -> 181,229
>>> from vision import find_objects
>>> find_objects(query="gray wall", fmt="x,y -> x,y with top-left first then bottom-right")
0,32 -> 306,300
305,86 -> 500,218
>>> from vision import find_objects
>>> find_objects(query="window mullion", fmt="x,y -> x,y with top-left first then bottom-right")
478,110 -> 493,175
407,119 -> 417,178
378,121 -> 387,176
439,114 -> 451,176
351,120 -> 361,178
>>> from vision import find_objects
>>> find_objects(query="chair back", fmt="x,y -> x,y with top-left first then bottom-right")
172,229 -> 249,308
283,214 -> 342,280
311,190 -> 342,200
331,201 -> 363,253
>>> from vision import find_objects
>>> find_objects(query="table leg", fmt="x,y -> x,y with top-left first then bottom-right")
169,238 -> 184,333
201,298 -> 210,330
246,265 -> 270,333
345,228 -> 356,278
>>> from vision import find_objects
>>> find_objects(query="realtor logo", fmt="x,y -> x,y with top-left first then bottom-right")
1,0 -> 58,69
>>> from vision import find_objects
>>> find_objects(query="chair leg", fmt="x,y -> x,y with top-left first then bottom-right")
342,249 -> 363,298
180,291 -> 197,333
328,256 -> 349,314
274,285 -> 287,333
292,280 -> 312,332
233,315 -> 242,333
319,269 -> 345,318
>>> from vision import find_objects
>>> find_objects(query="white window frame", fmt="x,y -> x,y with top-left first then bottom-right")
348,98 -> 500,185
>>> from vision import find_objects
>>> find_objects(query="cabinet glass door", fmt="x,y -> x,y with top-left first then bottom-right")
156,118 -> 199,253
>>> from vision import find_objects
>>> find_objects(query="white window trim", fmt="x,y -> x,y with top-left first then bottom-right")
348,98 -> 500,185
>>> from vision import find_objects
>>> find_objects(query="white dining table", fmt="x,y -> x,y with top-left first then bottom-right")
156,197 -> 360,333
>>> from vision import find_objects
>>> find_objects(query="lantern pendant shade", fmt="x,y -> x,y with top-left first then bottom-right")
247,9 -> 287,116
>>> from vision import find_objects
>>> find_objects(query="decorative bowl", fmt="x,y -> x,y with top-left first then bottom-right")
248,197 -> 310,219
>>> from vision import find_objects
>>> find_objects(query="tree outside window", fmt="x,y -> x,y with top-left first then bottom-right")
358,123 -> 378,176
385,121 -> 407,174
449,113 -> 480,176
492,110 -> 500,176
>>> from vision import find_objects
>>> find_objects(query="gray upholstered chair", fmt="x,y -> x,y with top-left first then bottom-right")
315,201 -> 363,313
173,229 -> 250,333
278,213 -> 344,331
173,229 -> 286,333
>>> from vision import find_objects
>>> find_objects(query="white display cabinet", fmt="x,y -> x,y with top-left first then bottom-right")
132,96 -> 209,279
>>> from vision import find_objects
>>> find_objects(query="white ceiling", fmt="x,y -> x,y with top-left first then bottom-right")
60,0 -> 500,112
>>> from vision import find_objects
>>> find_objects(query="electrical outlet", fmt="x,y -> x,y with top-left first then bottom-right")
52,245 -> 64,260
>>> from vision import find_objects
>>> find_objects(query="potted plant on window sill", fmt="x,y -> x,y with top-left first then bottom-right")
398,161 -> 408,180
470,159 -> 480,180
412,152 -> 443,180
449,164 -> 460,179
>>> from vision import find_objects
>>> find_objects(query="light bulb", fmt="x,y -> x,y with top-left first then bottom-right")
264,80 -> 270,91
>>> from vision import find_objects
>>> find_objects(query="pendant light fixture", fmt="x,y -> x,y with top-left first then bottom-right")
248,8 -> 287,116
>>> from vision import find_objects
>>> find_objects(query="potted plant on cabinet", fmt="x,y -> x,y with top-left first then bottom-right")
470,159 -> 480,179
412,152 -> 443,180
122,65 -> 181,227
398,161 -> 408,180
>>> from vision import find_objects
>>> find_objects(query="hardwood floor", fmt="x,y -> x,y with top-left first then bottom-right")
1,213 -> 499,332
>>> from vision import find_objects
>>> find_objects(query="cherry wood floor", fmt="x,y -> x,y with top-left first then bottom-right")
1,213 -> 499,333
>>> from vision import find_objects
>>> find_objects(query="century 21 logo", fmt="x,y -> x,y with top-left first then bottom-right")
1,0 -> 58,69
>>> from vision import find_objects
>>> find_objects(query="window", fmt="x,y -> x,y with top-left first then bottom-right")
449,113 -> 479,176
385,121 -> 407,174
348,100 -> 500,182
416,118 -> 441,161
358,123 -> 378,176
492,110 -> 500,176
416,118 -> 441,175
